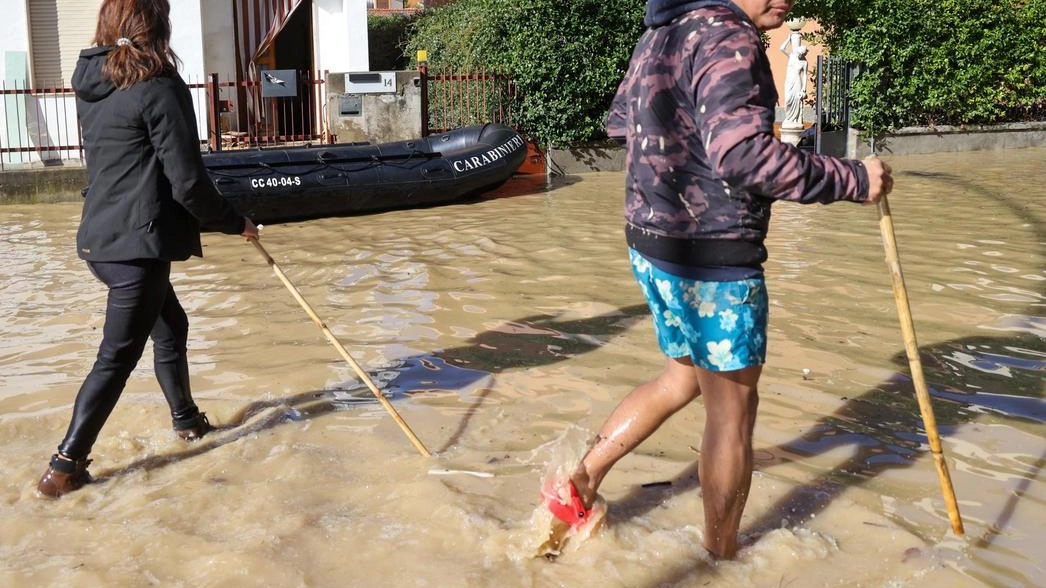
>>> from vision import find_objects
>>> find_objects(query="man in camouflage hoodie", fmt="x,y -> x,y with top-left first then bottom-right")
543,0 -> 894,559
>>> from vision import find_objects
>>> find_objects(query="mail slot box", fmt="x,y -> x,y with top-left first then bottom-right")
339,94 -> 362,116
344,71 -> 396,94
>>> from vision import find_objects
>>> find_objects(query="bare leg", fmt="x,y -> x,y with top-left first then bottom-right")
696,365 -> 761,559
571,356 -> 702,506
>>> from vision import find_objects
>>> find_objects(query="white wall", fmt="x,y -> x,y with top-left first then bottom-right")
0,1 -> 31,83
0,1 -> 215,83
168,1 -> 209,141
1,0 -> 374,164
314,0 -> 369,74
169,1 -> 206,80
200,0 -> 237,78
1,2 -> 50,167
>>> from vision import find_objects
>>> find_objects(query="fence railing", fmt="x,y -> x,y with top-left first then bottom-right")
1,67 -> 525,169
0,71 -> 328,170
813,55 -> 854,154
419,67 -> 517,136
199,70 -> 329,152
0,81 -> 82,170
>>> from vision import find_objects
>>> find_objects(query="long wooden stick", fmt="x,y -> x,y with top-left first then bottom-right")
876,196 -> 963,535
248,237 -> 432,457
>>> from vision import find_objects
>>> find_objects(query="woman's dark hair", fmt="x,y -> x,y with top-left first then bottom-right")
94,0 -> 182,89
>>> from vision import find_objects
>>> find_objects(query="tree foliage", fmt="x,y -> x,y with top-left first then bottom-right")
368,13 -> 418,71
400,0 -> 1045,140
794,0 -> 1046,131
404,0 -> 645,146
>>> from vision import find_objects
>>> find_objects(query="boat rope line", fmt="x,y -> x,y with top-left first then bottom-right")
206,149 -> 443,179
208,163 -> 333,179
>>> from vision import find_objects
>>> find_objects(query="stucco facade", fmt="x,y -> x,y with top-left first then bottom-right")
0,0 -> 370,167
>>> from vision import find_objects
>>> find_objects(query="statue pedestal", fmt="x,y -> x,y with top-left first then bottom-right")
780,122 -> 804,146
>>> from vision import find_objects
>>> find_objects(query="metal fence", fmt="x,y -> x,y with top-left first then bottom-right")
1,67 -> 524,168
202,70 -> 329,152
419,67 -> 517,136
0,81 -> 82,170
0,71 -> 328,170
813,55 -> 854,154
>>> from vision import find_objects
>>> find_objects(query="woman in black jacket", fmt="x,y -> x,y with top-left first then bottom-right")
37,0 -> 259,498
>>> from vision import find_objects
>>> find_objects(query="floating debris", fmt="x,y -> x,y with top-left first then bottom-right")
426,468 -> 494,478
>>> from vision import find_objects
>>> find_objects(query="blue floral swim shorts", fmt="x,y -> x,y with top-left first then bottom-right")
629,249 -> 768,372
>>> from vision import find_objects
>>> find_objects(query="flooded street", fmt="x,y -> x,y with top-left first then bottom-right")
1,147 -> 1043,587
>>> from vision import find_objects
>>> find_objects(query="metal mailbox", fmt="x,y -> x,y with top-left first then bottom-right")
344,72 -> 396,94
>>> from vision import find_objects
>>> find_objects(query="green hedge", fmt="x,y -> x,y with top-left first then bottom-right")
403,0 -> 645,146
796,0 -> 1046,132
400,0 -> 1046,142
368,13 -> 418,71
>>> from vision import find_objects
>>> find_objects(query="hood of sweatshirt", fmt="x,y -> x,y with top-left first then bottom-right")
645,0 -> 748,27
71,46 -> 117,103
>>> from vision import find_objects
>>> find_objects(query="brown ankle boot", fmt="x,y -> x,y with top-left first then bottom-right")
37,454 -> 92,498
175,413 -> 212,441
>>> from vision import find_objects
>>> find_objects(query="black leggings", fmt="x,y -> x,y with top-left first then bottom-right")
58,259 -> 201,459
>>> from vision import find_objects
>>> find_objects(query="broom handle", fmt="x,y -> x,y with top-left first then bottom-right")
877,196 -> 963,535
249,237 -> 432,457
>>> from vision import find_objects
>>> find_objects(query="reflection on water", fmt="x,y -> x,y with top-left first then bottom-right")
0,148 -> 1043,587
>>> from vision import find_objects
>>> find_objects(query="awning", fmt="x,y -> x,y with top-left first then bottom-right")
235,0 -> 306,78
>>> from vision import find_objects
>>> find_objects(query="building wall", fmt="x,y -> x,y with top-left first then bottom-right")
168,2 -> 210,80
0,0 -> 230,166
1,2 -> 31,167
326,69 -> 421,144
315,0 -> 369,74
0,2 -> 31,84
201,1 -> 238,80
0,0 -> 368,86
0,1 -> 217,84
169,2 -> 210,141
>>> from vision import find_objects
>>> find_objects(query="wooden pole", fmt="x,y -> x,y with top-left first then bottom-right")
877,196 -> 964,535
249,237 -> 432,457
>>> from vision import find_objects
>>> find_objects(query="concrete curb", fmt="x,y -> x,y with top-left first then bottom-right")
545,122 -> 1046,175
852,121 -> 1046,158
547,143 -> 625,175
0,164 -> 87,204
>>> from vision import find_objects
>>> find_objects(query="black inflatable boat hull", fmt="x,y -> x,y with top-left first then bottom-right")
202,123 -> 528,224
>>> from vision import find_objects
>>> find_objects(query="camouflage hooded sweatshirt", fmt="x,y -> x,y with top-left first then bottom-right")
607,0 -> 870,275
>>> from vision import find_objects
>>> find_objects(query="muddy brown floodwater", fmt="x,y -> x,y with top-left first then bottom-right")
1,147 -> 1043,587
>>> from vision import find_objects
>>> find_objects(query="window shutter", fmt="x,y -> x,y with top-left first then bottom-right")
29,0 -> 103,88
28,0 -> 60,87
57,0 -> 104,86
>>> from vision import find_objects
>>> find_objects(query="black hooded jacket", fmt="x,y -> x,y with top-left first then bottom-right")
72,46 -> 245,262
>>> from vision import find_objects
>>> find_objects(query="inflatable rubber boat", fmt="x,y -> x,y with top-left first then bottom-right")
203,123 -> 528,224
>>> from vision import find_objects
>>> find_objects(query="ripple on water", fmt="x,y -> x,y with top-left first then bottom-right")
0,150 -> 1043,586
